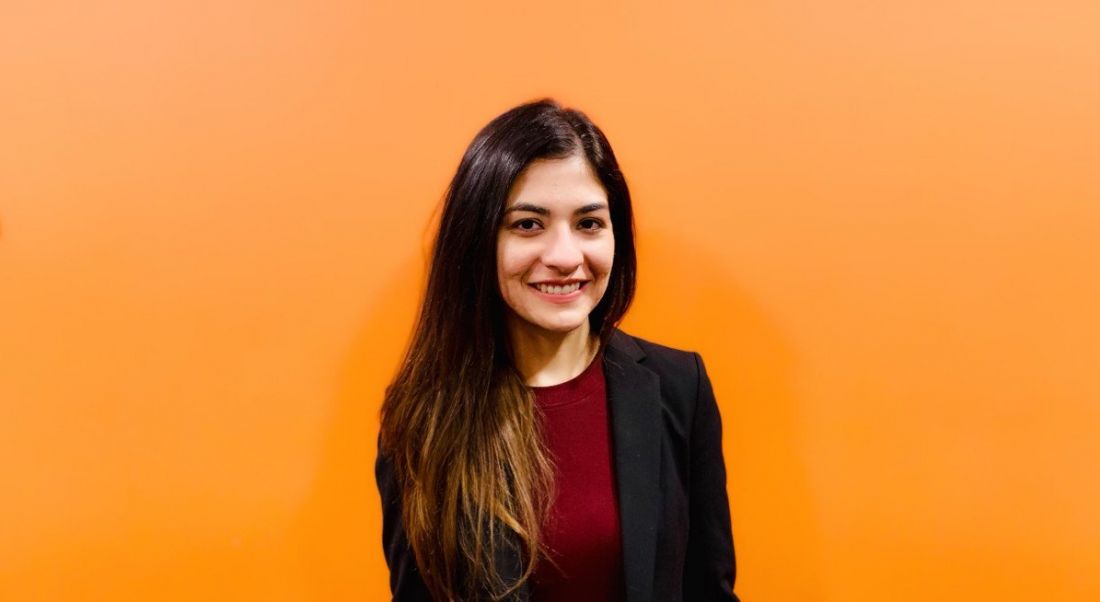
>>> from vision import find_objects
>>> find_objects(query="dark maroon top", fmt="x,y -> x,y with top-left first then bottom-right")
529,349 -> 626,602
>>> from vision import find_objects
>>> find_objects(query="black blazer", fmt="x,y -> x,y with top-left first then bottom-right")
375,328 -> 741,601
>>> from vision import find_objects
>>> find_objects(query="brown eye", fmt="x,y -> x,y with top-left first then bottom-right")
512,219 -> 541,231
579,218 -> 605,231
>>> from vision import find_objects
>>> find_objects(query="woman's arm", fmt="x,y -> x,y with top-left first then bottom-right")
375,442 -> 436,601
683,352 -> 741,601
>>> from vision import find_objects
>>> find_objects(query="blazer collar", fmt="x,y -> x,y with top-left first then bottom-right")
604,327 -> 662,602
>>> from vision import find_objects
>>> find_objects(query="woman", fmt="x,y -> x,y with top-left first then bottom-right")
376,99 -> 740,601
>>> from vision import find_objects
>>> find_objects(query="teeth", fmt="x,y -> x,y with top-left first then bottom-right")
535,282 -> 581,295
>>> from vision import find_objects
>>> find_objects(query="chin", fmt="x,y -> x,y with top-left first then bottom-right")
543,322 -> 586,334
526,313 -> 590,335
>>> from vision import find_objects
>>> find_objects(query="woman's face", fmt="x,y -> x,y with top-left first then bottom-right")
496,153 -> 615,338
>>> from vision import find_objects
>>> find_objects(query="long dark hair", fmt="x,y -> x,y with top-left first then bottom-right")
379,98 -> 636,600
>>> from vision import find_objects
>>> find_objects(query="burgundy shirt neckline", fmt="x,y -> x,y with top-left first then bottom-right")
530,348 -> 605,409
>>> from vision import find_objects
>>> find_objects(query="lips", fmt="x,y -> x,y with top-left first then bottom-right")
528,280 -> 588,286
528,281 -> 588,299
530,281 -> 585,292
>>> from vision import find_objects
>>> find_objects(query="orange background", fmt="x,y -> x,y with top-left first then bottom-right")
2,1 -> 1098,600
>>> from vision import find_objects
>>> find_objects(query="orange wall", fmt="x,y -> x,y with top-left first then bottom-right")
2,1 -> 1098,600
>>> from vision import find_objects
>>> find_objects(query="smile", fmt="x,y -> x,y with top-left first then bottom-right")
527,281 -> 588,300
531,282 -> 584,295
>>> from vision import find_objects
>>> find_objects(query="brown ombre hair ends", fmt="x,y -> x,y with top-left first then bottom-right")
379,99 -> 637,600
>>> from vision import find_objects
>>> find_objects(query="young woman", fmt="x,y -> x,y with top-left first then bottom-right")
376,99 -> 740,601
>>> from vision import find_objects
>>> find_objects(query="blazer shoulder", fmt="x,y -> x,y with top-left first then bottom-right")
615,329 -> 701,374
612,329 -> 705,404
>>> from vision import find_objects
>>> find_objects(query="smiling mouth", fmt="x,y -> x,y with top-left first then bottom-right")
528,281 -> 588,295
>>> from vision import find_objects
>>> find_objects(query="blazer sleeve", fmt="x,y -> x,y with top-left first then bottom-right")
375,441 -> 436,601
683,353 -> 742,601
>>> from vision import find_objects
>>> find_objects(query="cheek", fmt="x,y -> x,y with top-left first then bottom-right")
594,237 -> 616,275
496,240 -> 533,283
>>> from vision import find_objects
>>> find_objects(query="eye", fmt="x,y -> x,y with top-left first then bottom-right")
579,218 -> 606,231
511,218 -> 542,232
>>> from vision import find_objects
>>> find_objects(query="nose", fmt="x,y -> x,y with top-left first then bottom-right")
541,224 -> 584,274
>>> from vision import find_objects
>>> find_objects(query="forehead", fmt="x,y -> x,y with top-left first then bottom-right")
505,154 -> 608,210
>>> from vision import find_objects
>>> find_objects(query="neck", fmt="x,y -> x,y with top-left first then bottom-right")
507,318 -> 600,387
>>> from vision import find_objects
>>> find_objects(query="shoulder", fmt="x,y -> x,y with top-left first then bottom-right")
610,328 -> 700,370
607,328 -> 706,401
607,329 -> 722,462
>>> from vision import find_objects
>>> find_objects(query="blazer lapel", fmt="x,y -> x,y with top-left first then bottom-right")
604,329 -> 662,602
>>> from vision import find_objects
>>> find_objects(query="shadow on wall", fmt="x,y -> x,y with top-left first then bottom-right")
627,229 -> 824,601
290,229 -> 823,601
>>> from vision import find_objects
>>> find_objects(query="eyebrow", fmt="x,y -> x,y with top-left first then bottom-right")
503,202 -> 608,216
